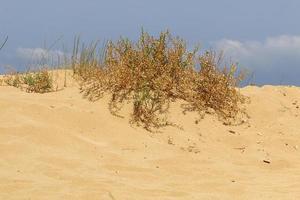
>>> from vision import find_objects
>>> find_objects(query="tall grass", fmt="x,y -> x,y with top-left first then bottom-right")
72,31 -> 247,130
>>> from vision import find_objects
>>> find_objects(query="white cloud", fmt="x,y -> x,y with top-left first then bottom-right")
16,47 -> 66,64
214,35 -> 300,85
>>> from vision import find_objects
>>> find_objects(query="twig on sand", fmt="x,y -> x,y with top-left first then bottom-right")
263,160 -> 271,164
233,147 -> 246,153
109,192 -> 116,200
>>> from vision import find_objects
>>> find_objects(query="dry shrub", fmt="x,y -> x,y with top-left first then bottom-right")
4,69 -> 53,93
104,31 -> 198,129
182,51 -> 246,124
22,70 -> 53,93
4,73 -> 22,87
73,31 -> 247,130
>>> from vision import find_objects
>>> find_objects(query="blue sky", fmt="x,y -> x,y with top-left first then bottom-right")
1,0 -> 300,85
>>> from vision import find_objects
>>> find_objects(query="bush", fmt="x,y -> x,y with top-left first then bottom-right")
182,51 -> 246,123
22,70 -> 53,93
4,73 -> 22,87
72,31 -> 246,130
4,70 -> 53,93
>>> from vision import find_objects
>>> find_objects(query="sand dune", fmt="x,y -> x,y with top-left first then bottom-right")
0,73 -> 300,199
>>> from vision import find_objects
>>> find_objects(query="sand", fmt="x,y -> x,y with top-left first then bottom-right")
0,71 -> 300,199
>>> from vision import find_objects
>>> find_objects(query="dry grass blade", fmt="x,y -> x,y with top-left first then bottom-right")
0,36 -> 8,51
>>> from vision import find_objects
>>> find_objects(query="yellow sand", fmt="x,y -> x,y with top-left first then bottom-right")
0,70 -> 300,199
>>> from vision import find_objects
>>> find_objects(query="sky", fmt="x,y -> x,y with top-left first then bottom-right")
0,0 -> 300,85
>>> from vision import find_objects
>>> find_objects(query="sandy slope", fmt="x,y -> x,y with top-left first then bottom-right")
0,73 -> 300,199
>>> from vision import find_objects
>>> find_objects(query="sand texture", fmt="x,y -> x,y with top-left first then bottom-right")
1,72 -> 300,199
